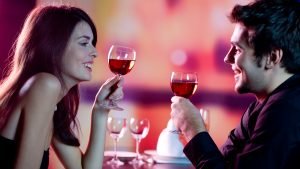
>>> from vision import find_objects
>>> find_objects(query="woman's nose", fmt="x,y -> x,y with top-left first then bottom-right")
90,46 -> 98,58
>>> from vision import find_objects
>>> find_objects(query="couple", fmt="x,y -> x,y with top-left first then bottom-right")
1,0 -> 300,168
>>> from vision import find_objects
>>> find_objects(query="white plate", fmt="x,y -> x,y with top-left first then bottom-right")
144,150 -> 191,164
104,151 -> 136,162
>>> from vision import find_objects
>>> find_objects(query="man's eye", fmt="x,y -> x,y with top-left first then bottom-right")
234,47 -> 242,54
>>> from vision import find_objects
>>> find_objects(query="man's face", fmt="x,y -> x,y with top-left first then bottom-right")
224,23 -> 267,94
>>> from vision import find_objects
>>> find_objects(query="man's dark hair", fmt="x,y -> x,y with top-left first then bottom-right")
229,1 -> 300,73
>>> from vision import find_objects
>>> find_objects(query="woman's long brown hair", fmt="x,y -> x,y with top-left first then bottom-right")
0,5 -> 97,146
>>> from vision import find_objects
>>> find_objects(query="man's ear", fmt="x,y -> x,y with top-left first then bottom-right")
265,49 -> 283,69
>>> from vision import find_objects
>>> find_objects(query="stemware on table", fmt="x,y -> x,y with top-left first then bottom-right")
106,117 -> 127,166
128,117 -> 150,165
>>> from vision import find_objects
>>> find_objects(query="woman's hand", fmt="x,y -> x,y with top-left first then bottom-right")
94,75 -> 124,112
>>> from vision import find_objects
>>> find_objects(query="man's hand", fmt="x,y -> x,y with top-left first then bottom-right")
170,96 -> 207,141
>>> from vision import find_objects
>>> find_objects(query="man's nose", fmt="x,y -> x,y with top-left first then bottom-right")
224,47 -> 234,64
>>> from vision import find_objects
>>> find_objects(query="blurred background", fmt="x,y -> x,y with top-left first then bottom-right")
0,0 -> 255,168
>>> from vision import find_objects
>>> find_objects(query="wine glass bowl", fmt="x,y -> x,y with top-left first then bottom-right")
108,45 -> 136,76
106,117 -> 127,166
129,118 -> 150,165
170,72 -> 198,98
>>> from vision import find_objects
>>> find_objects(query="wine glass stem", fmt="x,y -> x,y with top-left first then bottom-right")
113,138 -> 118,161
135,138 -> 141,160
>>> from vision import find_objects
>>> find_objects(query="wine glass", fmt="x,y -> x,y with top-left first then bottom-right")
106,117 -> 127,166
200,108 -> 210,131
170,72 -> 198,133
170,72 -> 198,98
129,118 -> 150,165
107,45 -> 136,110
108,45 -> 136,75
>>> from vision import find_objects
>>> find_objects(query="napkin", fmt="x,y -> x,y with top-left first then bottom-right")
156,119 -> 184,157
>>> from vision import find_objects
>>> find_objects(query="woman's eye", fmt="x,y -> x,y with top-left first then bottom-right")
79,42 -> 89,47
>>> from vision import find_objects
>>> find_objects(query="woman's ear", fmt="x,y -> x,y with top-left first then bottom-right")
265,49 -> 283,69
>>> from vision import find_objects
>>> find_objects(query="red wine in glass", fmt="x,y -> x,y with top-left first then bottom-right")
170,72 -> 198,98
171,81 -> 198,98
108,45 -> 136,76
109,59 -> 135,75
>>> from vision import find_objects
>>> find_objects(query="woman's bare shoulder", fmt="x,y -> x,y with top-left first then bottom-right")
19,72 -> 62,100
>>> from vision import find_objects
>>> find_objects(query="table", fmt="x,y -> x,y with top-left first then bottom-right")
102,163 -> 194,169
102,150 -> 195,169
102,155 -> 194,169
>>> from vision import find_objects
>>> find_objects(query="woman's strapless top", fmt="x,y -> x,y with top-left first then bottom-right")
0,135 -> 49,169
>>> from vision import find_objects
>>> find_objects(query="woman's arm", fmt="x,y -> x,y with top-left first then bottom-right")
14,73 -> 61,169
52,75 -> 124,169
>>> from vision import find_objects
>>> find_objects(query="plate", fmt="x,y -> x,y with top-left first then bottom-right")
144,150 -> 191,164
104,151 -> 136,162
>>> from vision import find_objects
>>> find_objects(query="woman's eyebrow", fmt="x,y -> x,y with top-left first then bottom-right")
77,35 -> 91,40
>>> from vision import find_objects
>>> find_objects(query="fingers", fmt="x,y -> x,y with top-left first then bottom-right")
108,86 -> 124,100
97,75 -> 124,99
102,75 -> 123,90
170,96 -> 206,139
97,100 -> 124,111
171,96 -> 183,103
94,75 -> 125,112
116,76 -> 124,87
171,96 -> 190,105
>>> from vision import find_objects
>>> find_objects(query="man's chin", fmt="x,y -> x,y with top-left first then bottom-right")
235,84 -> 249,94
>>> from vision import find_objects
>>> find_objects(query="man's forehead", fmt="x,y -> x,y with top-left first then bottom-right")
231,23 -> 249,44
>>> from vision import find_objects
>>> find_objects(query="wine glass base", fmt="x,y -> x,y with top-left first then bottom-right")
129,157 -> 145,166
106,158 -> 124,166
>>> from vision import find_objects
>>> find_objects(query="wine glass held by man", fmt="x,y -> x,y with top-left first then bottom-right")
171,1 -> 300,168
170,72 -> 198,134
0,5 -> 124,169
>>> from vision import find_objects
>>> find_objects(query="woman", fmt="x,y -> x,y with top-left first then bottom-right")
0,5 -> 123,169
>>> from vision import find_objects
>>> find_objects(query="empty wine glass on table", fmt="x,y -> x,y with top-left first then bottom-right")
200,108 -> 210,131
129,117 -> 150,165
107,45 -> 136,110
170,72 -> 198,133
106,117 -> 127,166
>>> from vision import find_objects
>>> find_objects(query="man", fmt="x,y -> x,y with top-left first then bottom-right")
171,1 -> 300,168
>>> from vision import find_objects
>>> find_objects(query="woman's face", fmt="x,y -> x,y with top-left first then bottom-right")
61,21 -> 97,87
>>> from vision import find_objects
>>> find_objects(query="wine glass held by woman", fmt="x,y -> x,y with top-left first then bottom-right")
0,5 -> 124,169
107,45 -> 136,110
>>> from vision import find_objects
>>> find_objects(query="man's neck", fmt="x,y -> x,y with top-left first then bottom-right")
255,72 -> 294,103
